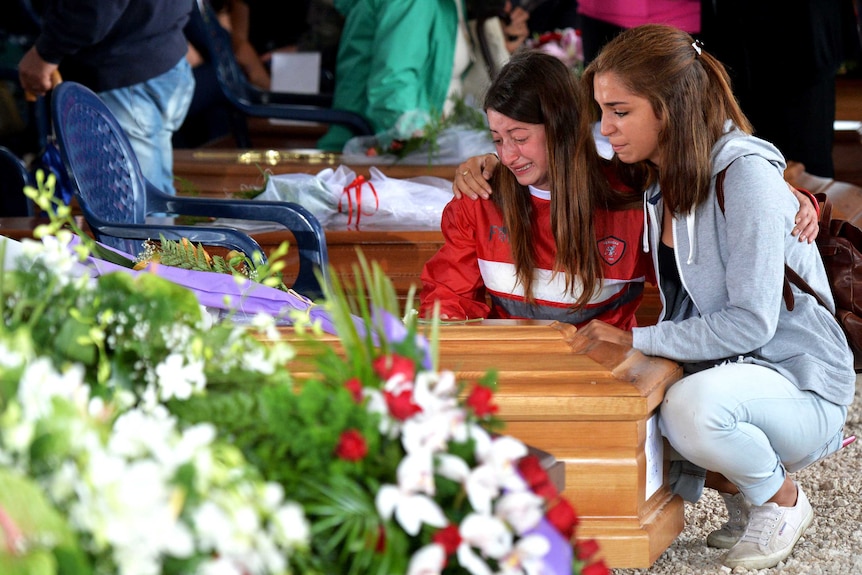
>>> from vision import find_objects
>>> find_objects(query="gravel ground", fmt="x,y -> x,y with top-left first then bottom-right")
613,377 -> 862,575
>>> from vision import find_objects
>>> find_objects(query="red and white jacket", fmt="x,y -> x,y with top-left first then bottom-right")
419,187 -> 654,329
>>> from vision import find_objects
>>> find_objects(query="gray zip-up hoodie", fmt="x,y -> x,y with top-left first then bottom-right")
631,127 -> 856,406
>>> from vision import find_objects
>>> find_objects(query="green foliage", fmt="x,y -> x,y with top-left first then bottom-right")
372,97 -> 490,165
136,234 -> 291,291
0,470 -> 90,575
1,173 -> 594,575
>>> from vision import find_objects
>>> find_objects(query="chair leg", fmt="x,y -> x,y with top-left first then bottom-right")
229,110 -> 252,149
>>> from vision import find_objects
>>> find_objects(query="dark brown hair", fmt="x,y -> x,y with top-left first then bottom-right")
582,24 -> 752,214
483,49 -> 612,307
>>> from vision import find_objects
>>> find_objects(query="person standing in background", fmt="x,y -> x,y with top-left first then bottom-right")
17,0 -> 195,195
527,0 -> 579,36
214,0 -> 344,92
317,0 -> 473,152
700,0 -> 861,178
576,0 -> 700,63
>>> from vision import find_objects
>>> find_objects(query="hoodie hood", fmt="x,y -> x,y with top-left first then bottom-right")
710,125 -> 786,180
643,124 -> 787,265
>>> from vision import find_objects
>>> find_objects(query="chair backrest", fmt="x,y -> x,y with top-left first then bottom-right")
51,82 -> 150,228
51,81 -> 330,298
193,0 -> 258,109
190,0 -> 373,141
0,146 -> 33,217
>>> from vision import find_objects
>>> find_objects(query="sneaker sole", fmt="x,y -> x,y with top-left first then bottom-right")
706,531 -> 740,549
723,506 -> 814,570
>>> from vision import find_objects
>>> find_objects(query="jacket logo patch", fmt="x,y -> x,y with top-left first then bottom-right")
598,236 -> 626,265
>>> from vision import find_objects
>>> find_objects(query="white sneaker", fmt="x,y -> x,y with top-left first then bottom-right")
707,492 -> 749,549
723,483 -> 814,570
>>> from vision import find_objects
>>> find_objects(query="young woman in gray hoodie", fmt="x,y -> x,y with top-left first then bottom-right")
578,24 -> 856,571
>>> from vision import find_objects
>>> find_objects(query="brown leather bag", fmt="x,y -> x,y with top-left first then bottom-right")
799,193 -> 862,370
717,171 -> 862,371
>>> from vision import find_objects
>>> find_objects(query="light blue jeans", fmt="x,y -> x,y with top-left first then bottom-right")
98,58 -> 195,195
660,361 -> 848,505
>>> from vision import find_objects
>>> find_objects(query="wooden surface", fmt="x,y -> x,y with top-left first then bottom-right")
785,161 -> 862,228
279,319 -> 685,568
173,148 -> 457,199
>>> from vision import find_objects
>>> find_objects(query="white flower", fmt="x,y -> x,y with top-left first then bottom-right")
108,406 -> 178,460
376,450 -> 447,535
241,346 -> 275,375
71,452 -> 196,574
436,453 -> 471,483
476,434 -> 529,492
193,500 -> 237,552
195,557 -> 246,575
465,461 -> 502,515
401,408 -> 464,454
412,370 -> 459,415
407,543 -> 447,575
270,501 -> 311,548
0,340 -> 25,368
460,512 -> 513,560
463,434 -> 529,514
494,491 -> 545,535
20,230 -> 82,284
250,312 -> 280,341
17,358 -> 87,422
155,353 -> 206,401
497,534 -> 553,575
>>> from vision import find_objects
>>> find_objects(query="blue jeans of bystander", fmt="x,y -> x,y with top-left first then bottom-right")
659,361 -> 848,505
98,58 -> 195,195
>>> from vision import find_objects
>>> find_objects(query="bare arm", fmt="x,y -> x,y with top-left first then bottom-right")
452,153 -> 500,200
789,184 -> 818,243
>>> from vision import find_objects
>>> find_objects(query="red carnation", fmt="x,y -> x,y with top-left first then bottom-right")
335,429 -> 368,461
517,455 -> 557,500
466,385 -> 498,417
538,31 -> 562,45
373,354 -> 416,383
546,498 -> 579,540
581,559 -> 610,575
384,390 -> 423,421
344,377 -> 364,403
432,524 -> 462,556
575,538 -> 601,561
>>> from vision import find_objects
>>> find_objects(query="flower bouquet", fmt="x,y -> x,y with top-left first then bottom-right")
341,99 -> 494,166
526,28 -> 584,76
0,175 -> 608,575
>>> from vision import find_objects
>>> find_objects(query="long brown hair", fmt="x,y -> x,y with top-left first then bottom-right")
484,50 -> 610,307
582,24 -> 752,214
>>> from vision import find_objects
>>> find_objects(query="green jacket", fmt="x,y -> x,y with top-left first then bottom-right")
318,0 -> 461,151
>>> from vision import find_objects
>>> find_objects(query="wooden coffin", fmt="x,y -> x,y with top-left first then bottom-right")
279,319 -> 685,568
173,148 -> 457,200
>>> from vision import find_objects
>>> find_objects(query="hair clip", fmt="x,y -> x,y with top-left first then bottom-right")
691,39 -> 703,56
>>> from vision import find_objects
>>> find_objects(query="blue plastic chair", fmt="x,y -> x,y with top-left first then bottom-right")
191,0 -> 373,148
51,81 -> 329,299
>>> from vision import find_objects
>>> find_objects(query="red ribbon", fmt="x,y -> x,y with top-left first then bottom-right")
339,175 -> 379,230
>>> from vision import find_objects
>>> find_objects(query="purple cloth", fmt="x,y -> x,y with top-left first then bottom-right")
72,237 -> 432,369
532,517 -> 574,575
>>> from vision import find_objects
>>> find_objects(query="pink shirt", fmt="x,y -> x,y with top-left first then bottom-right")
577,0 -> 700,33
